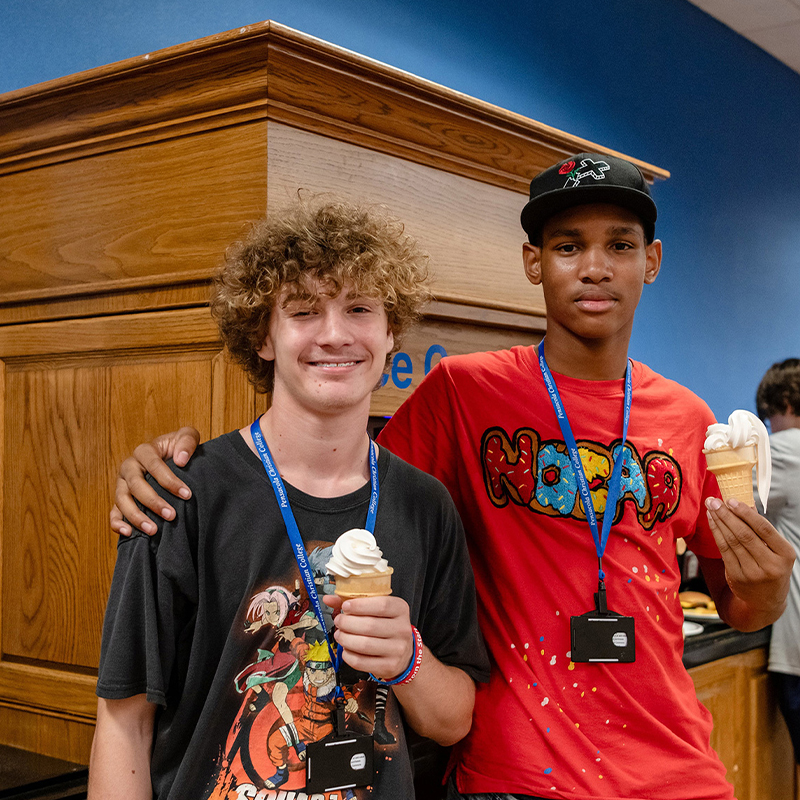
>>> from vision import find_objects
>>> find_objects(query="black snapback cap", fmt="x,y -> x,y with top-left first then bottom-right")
520,153 -> 657,243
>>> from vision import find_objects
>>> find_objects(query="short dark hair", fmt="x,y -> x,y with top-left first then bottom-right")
756,358 -> 800,420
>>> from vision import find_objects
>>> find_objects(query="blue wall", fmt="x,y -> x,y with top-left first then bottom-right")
2,0 -> 799,420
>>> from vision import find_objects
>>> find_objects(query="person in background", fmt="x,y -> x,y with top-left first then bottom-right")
89,197 -> 488,800
109,154 -> 795,800
756,357 -> 800,773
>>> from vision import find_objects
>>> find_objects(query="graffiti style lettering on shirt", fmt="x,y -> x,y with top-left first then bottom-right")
480,427 -> 682,530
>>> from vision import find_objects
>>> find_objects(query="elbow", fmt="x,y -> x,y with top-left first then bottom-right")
432,714 -> 473,747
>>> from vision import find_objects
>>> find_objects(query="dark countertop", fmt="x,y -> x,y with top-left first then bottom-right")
0,745 -> 86,799
682,620 -> 771,669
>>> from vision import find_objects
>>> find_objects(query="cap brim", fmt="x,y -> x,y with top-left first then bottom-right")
521,185 -> 657,239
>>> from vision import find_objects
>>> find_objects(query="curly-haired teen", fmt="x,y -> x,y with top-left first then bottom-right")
212,197 -> 430,394
89,197 -> 488,800
757,358 -> 800,769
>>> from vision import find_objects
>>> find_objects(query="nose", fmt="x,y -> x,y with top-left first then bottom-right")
578,246 -> 613,282
317,307 -> 354,347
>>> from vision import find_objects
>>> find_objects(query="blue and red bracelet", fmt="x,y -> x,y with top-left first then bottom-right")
371,625 -> 424,686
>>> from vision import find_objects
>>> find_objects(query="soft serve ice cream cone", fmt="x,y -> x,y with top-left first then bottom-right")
326,528 -> 393,599
703,410 -> 771,510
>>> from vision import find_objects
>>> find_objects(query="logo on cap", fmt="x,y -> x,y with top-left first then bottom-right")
561,157 -> 610,188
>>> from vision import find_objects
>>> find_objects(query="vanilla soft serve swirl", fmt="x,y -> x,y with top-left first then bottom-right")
326,528 -> 389,577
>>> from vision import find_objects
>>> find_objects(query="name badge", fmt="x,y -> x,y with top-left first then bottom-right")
305,730 -> 374,793
571,609 -> 635,663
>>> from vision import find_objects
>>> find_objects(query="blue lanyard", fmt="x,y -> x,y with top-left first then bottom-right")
249,418 -> 380,684
537,341 -> 632,581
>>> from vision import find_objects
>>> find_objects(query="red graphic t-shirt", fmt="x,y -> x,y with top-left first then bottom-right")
379,346 -> 732,800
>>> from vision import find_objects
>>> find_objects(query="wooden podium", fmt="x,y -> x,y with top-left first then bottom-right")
0,21 -> 667,761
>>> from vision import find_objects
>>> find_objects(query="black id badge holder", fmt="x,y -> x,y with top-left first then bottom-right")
570,583 -> 635,663
305,696 -> 375,794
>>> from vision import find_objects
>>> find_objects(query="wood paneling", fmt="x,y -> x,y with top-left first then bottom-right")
266,123 -> 544,317
0,124 -> 267,311
0,23 -> 668,189
0,703 -> 94,763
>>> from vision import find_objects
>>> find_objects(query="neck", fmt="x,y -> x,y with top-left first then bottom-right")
541,327 -> 631,381
241,395 -> 372,497
768,412 -> 800,433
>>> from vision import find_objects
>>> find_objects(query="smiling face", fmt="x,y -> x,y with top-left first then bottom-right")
523,203 -> 662,351
256,278 -> 394,419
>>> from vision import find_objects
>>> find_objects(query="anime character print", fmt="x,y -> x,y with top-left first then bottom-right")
205,545 -> 400,800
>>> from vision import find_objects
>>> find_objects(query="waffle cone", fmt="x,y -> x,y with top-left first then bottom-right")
703,444 -> 757,507
333,567 -> 393,600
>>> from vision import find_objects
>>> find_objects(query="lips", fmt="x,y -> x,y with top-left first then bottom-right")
575,292 -> 617,312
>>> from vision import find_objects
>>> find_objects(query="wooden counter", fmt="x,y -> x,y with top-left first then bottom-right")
690,645 -> 798,800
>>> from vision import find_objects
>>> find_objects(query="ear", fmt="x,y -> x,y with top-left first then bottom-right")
256,333 -> 275,363
386,327 -> 394,354
522,242 -> 543,286
644,239 -> 662,285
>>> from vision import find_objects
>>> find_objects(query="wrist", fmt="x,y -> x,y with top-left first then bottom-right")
371,625 -> 423,686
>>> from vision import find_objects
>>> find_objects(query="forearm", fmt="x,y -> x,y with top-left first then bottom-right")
89,696 -> 155,800
393,647 -> 475,746
714,583 -> 787,631
698,552 -> 791,632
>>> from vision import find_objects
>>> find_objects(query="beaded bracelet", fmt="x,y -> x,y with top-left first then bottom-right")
371,625 -> 424,686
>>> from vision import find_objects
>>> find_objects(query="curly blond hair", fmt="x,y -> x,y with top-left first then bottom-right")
211,196 -> 430,394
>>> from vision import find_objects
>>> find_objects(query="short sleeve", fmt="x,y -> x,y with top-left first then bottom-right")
97,485 -> 198,706
379,361 -> 458,493
417,491 -> 490,683
96,534 -> 171,704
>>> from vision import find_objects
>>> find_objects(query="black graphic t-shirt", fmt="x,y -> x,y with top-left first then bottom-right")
97,432 -> 488,800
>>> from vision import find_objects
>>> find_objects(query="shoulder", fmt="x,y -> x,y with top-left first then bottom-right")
436,345 -> 533,381
408,346 -> 535,403
381,447 -> 453,500
633,361 -> 716,420
769,428 -> 800,465
379,448 -> 463,523
141,431 -> 260,520
162,430 -> 253,485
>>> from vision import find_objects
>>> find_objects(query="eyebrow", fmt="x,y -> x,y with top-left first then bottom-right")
546,225 -> 641,240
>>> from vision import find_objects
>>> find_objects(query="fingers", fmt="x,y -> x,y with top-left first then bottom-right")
163,426 -> 201,469
133,441 -> 191,501
705,498 -> 759,574
705,496 -> 795,604
110,504 -> 132,537
706,497 -> 793,561
113,471 -> 164,535
110,427 -> 200,537
329,596 -> 414,678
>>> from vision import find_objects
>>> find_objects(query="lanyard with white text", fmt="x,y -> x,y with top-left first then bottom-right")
249,419 -> 380,680
536,340 -> 632,587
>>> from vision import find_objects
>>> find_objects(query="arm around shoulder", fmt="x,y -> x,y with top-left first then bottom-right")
89,695 -> 156,800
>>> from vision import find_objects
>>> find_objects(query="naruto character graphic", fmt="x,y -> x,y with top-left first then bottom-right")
263,640 -> 358,789
237,586 -> 318,724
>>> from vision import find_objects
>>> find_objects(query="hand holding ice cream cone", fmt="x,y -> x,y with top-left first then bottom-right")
324,529 -> 415,681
